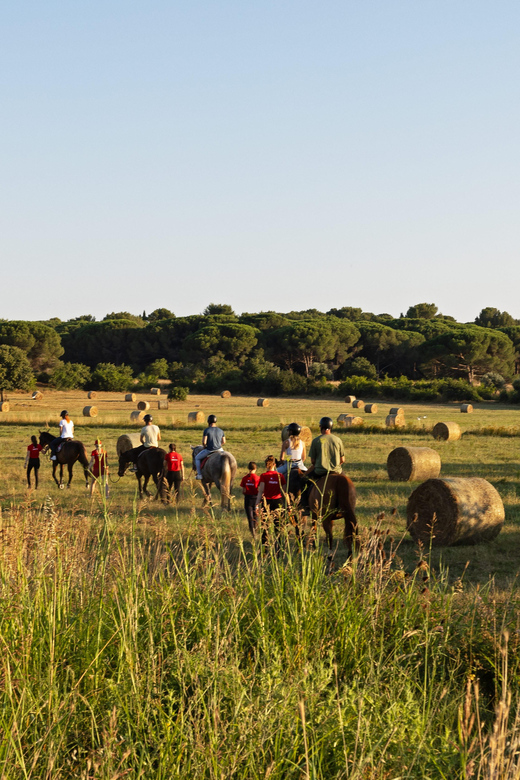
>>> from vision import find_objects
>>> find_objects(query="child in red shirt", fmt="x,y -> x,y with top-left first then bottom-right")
89,439 -> 108,496
256,455 -> 286,551
165,443 -> 184,501
240,461 -> 260,536
24,435 -> 43,488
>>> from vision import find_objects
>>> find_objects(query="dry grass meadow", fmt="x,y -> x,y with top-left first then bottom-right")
1,388 -> 520,778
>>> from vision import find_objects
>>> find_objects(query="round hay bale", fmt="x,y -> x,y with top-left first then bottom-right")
257,398 -> 269,407
407,477 -> 504,546
364,403 -> 378,414
221,390 -> 231,398
32,391 -> 43,400
130,410 -> 145,423
281,425 -> 312,448
188,411 -> 205,423
337,415 -> 363,428
116,432 -> 141,457
389,407 -> 404,416
151,387 -> 161,395
460,404 -> 473,413
137,401 -> 150,411
387,447 -> 441,482
386,414 -> 405,428
0,402 -> 10,412
158,399 -> 169,410
125,393 -> 136,402
432,421 -> 461,442
344,395 -> 356,404
337,413 -> 350,423
87,391 -> 97,400
352,399 -> 365,410
83,406 -> 98,418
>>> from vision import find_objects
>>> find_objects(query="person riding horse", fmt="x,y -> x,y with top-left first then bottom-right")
276,422 -> 307,478
195,415 -> 226,479
300,416 -> 345,511
50,410 -> 74,460
128,414 -> 161,471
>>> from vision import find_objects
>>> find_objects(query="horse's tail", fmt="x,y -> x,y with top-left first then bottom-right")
220,454 -> 232,510
78,442 -> 90,482
159,457 -> 169,501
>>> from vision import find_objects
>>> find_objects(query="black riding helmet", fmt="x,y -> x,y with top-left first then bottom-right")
207,414 -> 217,424
287,422 -> 301,437
143,414 -> 153,423
60,410 -> 68,418
319,416 -> 334,431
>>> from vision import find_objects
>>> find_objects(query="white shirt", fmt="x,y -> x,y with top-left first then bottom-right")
59,418 -> 74,438
140,424 -> 160,447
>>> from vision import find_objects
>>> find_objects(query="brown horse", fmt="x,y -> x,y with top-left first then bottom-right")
191,446 -> 237,510
39,431 -> 90,489
118,447 -> 168,501
307,472 -> 358,554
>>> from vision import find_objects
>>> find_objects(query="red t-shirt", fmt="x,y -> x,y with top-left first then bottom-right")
91,449 -> 107,477
27,444 -> 43,459
259,470 -> 286,500
165,451 -> 183,472
240,472 -> 260,496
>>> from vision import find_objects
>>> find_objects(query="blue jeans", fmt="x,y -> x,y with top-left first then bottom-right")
195,448 -> 222,476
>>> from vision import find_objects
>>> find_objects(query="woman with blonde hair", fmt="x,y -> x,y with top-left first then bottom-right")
277,422 -> 307,477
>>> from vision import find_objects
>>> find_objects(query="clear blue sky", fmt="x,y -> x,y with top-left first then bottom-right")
2,1 -> 519,322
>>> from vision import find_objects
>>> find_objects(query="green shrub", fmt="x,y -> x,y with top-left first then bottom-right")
90,363 -> 134,392
50,362 -> 91,390
169,385 -> 189,401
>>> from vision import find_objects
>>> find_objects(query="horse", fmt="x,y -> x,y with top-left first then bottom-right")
306,472 -> 358,555
39,431 -> 90,489
118,447 -> 168,501
191,446 -> 237,510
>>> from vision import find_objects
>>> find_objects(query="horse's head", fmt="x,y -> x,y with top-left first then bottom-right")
190,444 -> 203,468
118,450 -> 132,477
39,430 -> 53,450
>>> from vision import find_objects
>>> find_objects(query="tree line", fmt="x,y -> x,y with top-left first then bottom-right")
1,303 -> 520,402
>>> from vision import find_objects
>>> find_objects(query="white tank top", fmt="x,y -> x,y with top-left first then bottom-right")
59,419 -> 74,438
286,440 -> 304,461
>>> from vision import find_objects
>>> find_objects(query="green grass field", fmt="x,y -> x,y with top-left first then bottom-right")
1,390 -> 520,777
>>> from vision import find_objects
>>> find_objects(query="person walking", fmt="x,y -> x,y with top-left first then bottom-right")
88,439 -> 108,496
165,443 -> 184,501
195,415 -> 226,479
256,455 -> 286,552
50,410 -> 74,460
25,434 -> 43,488
240,461 -> 260,536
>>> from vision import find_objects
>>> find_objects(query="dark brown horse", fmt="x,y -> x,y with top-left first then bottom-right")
307,472 -> 358,554
118,447 -> 168,501
39,431 -> 90,489
191,446 -> 237,510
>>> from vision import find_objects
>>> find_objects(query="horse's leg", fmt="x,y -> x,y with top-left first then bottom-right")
201,480 -> 212,506
66,462 -> 74,488
58,463 -> 64,489
341,480 -> 358,556
52,462 -> 60,488
136,473 -> 144,499
322,515 -> 334,550
143,474 -> 152,497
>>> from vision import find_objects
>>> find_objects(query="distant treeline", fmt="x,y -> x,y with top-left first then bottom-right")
1,303 -> 520,402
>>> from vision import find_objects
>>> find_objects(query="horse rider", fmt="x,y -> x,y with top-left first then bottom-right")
195,414 -> 226,480
129,414 -> 161,471
50,410 -> 74,460
277,422 -> 307,477
300,416 -> 345,510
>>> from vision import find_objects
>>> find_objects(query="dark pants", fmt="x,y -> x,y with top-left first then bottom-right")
27,459 -> 40,487
244,495 -> 258,535
260,497 -> 284,551
166,471 -> 182,500
131,444 -> 146,463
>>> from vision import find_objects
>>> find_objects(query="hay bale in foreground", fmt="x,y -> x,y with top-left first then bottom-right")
432,421 -> 461,441
386,414 -> 405,428
337,415 -> 363,428
221,390 -> 231,398
158,399 -> 169,410
130,410 -> 145,423
151,387 -> 161,395
407,477 -> 504,546
389,407 -> 404,416
365,403 -> 378,414
87,391 -> 97,400
32,391 -> 43,400
116,432 -> 141,457
387,446 -> 441,482
137,401 -> 150,411
344,395 -> 356,404
125,393 -> 136,402
352,399 -> 365,410
257,398 -> 269,407
83,406 -> 98,418
188,411 -> 204,423
281,425 -> 312,447
460,404 -> 473,413
0,402 -> 10,412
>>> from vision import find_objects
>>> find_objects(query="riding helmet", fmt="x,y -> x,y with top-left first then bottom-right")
319,416 -> 334,431
287,422 -> 301,437
60,410 -> 68,418
207,414 -> 217,424
143,414 -> 153,423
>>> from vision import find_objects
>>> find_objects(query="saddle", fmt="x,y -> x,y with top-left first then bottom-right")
200,451 -> 219,470
56,437 -> 72,454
